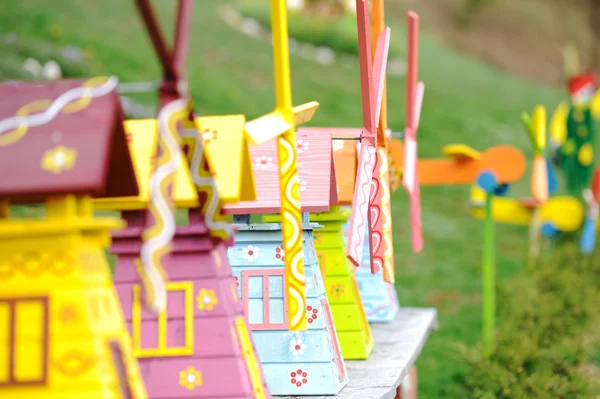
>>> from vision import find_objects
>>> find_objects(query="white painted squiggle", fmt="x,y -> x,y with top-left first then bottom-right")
0,76 -> 118,133
140,99 -> 186,313
180,127 -> 234,239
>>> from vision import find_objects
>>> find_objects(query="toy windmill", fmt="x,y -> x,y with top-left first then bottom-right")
242,0 -> 320,331
346,0 -> 391,273
402,11 -> 425,253
580,168 -> 600,254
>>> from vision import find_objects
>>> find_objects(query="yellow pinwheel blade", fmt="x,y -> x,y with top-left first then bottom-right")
550,101 -> 568,146
292,101 -> 320,126
244,111 -> 292,145
531,105 -> 546,151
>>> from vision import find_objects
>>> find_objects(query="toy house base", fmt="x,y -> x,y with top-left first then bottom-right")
111,210 -> 270,399
228,221 -> 348,396
307,207 -> 374,360
0,210 -> 146,399
342,212 -> 400,323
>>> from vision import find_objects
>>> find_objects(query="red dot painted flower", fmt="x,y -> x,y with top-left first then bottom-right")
125,132 -> 133,143
234,276 -> 239,287
330,283 -> 345,298
306,305 -> 318,323
290,369 -> 308,387
296,139 -> 310,153
275,246 -> 285,262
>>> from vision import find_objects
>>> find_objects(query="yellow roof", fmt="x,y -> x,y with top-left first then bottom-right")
94,115 -> 254,210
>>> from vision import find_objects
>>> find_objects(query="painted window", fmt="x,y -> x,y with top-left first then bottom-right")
132,282 -> 194,357
0,297 -> 49,386
108,341 -> 134,399
241,269 -> 288,330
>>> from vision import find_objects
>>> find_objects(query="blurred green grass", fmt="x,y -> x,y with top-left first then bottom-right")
0,0 -> 569,396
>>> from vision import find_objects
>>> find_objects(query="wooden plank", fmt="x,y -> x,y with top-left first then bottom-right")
276,307 -> 437,399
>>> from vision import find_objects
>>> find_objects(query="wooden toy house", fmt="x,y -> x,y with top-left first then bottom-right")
224,131 -> 348,396
94,113 -> 271,399
0,78 -> 147,398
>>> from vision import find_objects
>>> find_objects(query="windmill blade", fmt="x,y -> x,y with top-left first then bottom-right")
372,28 -> 391,127
532,106 -> 546,150
414,82 -> 425,130
356,0 -> 376,135
406,11 -> 419,132
346,141 -> 377,266
591,167 -> 600,202
549,101 -> 569,147
244,111 -> 292,145
292,101 -> 320,125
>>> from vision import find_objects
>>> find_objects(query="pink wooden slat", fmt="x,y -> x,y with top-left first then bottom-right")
223,131 -> 334,214
356,0 -> 375,138
406,11 -> 419,133
346,142 -> 377,266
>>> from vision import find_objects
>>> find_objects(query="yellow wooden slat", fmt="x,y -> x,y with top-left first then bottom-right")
244,111 -> 292,145
292,101 -> 319,125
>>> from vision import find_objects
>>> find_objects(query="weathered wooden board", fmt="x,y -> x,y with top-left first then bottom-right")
276,307 -> 437,399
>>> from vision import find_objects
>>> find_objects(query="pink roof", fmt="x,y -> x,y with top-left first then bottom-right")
223,130 -> 337,214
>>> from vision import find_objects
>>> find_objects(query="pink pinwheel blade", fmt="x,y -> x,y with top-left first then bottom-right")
372,27 -> 391,128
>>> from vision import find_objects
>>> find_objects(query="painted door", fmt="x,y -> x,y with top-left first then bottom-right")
320,298 -> 346,382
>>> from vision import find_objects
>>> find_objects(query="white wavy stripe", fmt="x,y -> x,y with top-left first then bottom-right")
281,140 -> 302,209
283,211 -> 304,277
0,76 -> 118,134
140,99 -> 186,312
180,129 -> 233,237
279,136 -> 296,173
349,145 -> 376,261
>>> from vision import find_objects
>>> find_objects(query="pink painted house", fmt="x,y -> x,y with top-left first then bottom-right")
96,117 -> 270,399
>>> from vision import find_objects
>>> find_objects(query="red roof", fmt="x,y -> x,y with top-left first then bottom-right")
0,78 -> 138,202
223,130 -> 338,214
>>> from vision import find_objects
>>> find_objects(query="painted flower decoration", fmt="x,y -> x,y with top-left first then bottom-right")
306,305 -> 319,324
296,139 -> 310,153
289,337 -> 307,356
332,139 -> 344,151
197,289 -> 218,311
330,283 -> 345,298
41,145 -> 77,174
275,245 -> 285,262
125,132 -> 133,143
255,155 -> 273,169
234,276 -> 240,287
290,369 -> 308,387
242,245 -> 260,262
179,366 -> 203,390
300,180 -> 308,191
202,129 -> 218,143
